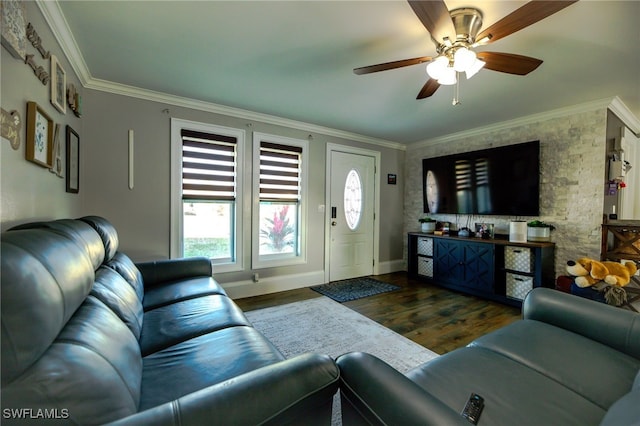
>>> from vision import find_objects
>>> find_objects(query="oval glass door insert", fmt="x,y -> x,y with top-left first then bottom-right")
344,169 -> 363,230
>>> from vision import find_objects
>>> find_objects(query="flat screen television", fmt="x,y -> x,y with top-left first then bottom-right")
422,140 -> 540,216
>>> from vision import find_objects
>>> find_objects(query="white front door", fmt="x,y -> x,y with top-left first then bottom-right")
329,151 -> 376,281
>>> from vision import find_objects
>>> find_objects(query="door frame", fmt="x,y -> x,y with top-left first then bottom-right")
324,143 -> 381,283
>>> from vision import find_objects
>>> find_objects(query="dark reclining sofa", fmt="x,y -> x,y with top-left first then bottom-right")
337,288 -> 640,425
1,216 -> 339,425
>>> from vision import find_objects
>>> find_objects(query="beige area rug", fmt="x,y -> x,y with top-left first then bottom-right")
245,297 -> 439,425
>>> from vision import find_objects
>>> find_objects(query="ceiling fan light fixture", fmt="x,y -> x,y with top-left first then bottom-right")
426,55 -> 449,80
437,66 -> 457,85
453,47 -> 476,72
465,58 -> 485,79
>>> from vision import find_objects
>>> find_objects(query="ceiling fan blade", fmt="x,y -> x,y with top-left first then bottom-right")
476,1 -> 578,45
417,78 -> 440,99
354,56 -> 432,75
477,52 -> 543,75
408,0 -> 455,44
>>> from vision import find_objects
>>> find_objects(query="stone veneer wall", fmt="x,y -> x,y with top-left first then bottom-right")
404,107 -> 608,279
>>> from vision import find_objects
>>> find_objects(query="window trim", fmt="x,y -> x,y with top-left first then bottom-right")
252,132 -> 308,269
171,118 -> 245,273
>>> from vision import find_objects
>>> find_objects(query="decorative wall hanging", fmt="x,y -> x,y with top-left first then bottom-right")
26,101 -> 53,167
1,0 -> 26,60
50,55 -> 66,114
65,125 -> 79,193
25,54 -> 49,85
49,123 -> 63,177
26,22 -> 49,59
67,83 -> 82,117
1,107 -> 21,150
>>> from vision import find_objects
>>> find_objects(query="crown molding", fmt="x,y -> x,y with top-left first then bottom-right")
36,1 -> 405,152
36,0 -> 91,86
608,96 -> 640,135
408,97 -> 626,150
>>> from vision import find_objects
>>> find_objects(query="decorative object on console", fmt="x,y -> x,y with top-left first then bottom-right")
1,107 -> 21,150
25,22 -> 49,59
509,221 -> 527,243
527,220 -> 555,242
50,55 -> 66,114
25,101 -> 53,168
418,216 -> 436,233
475,222 -> 494,239
1,0 -> 26,60
65,125 -> 79,193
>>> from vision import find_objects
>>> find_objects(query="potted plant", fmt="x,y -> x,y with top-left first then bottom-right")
527,220 -> 555,242
419,216 -> 436,233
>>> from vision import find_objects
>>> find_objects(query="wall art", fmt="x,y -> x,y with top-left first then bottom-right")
26,101 -> 54,167
67,83 -> 82,117
25,54 -> 49,85
1,0 -> 26,60
1,107 -> 21,150
49,123 -> 63,177
66,125 -> 79,193
50,55 -> 66,114
26,22 -> 49,59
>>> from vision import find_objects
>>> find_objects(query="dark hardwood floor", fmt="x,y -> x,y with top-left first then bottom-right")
235,272 -> 522,354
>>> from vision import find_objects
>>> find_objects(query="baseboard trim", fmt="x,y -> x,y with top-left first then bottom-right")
377,259 -> 406,274
222,270 -> 325,299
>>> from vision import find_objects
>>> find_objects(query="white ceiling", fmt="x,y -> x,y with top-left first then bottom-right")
53,0 -> 640,144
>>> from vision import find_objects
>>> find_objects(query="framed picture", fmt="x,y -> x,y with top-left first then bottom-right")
65,125 -> 79,193
1,0 -> 27,60
25,101 -> 54,167
50,55 -> 66,114
475,222 -> 495,239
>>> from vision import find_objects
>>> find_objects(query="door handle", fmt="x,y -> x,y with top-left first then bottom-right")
331,221 -> 337,226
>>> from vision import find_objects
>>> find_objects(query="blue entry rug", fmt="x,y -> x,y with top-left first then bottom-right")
311,277 -> 401,303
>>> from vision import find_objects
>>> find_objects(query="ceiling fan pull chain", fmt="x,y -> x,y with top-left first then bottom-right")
453,73 -> 461,106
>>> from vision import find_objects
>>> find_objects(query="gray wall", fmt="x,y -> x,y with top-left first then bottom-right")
1,1 -> 83,229
404,108 -> 609,279
81,90 -> 406,294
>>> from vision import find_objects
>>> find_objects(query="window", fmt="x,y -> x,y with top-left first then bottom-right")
171,119 -> 244,271
253,133 -> 308,268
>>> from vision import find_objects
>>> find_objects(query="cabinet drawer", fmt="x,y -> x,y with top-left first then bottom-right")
417,237 -> 433,256
505,246 -> 534,273
506,273 -> 534,300
418,257 -> 433,278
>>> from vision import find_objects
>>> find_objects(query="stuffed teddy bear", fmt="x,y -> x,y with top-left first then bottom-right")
566,257 -> 637,288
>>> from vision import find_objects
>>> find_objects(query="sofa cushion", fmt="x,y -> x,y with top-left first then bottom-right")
1,229 -> 95,385
406,346 -> 607,426
140,326 -> 284,410
2,296 -> 142,425
142,276 -> 227,311
92,266 -> 144,339
139,294 -> 251,356
470,319 -> 640,410
80,215 -> 120,262
105,252 -> 145,302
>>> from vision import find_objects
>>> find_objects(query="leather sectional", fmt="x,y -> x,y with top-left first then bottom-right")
1,216 -> 338,425
337,288 -> 640,425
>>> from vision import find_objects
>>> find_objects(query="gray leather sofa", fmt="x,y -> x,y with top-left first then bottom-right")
337,288 -> 640,425
1,216 -> 339,425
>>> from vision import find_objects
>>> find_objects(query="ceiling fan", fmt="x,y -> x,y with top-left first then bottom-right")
354,0 -> 578,102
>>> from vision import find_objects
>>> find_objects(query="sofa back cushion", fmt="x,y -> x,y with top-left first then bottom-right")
2,296 -> 142,424
80,215 -> 120,262
92,266 -> 144,339
1,229 -> 96,384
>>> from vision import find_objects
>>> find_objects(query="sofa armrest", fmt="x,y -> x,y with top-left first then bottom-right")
336,352 -> 467,426
523,288 -> 640,359
106,353 -> 339,426
136,257 -> 213,287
